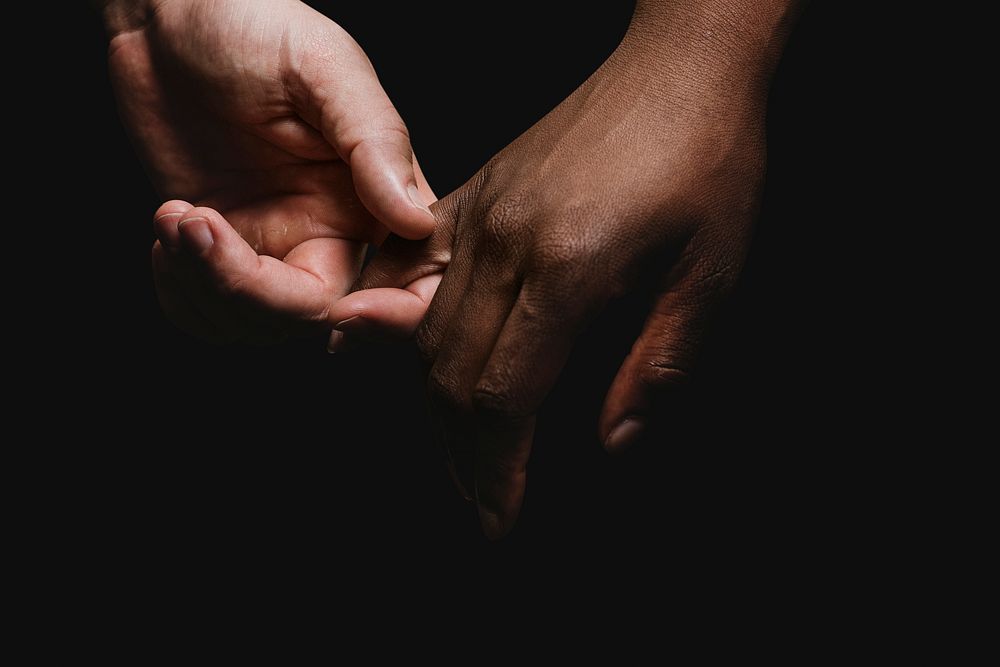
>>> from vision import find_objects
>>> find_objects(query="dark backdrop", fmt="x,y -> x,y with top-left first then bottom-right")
66,2 -> 858,569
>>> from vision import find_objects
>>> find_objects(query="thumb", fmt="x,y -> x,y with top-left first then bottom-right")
296,26 -> 435,239
326,195 -> 458,350
599,264 -> 738,454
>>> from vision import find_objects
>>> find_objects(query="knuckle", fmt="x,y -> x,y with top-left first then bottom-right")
535,236 -> 595,270
481,208 -> 516,246
638,359 -> 691,391
376,120 -> 411,146
522,251 -> 609,319
530,230 -> 606,287
478,191 -> 534,247
366,119 -> 411,150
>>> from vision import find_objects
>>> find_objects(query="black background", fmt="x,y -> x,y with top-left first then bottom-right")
62,1 -> 867,570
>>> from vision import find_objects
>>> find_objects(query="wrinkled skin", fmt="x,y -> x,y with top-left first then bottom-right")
330,1 -> 801,537
105,0 -> 436,342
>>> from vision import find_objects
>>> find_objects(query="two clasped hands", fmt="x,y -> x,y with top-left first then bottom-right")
103,0 -> 799,538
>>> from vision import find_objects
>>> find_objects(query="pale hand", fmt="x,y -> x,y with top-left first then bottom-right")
105,0 -> 435,342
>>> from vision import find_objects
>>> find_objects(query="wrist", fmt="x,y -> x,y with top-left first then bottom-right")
613,0 -> 801,119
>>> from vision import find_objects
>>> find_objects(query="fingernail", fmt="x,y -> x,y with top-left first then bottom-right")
407,184 -> 433,215
154,212 -> 183,250
329,316 -> 364,353
477,504 -> 506,541
177,217 -> 214,254
327,330 -> 345,354
333,315 -> 362,331
605,417 -> 646,454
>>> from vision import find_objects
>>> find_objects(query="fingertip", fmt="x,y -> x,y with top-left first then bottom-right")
153,201 -> 194,251
177,216 -> 215,256
327,330 -> 362,355
155,200 -> 193,219
154,213 -> 184,251
350,141 -> 437,240
376,184 -> 437,241
603,417 -> 647,456
405,183 -> 437,235
181,206 -> 225,225
473,420 -> 532,541
176,207 -> 237,258
408,273 -> 443,304
328,288 -> 429,338
475,472 -> 522,541
327,292 -> 367,329
327,329 -> 346,354
477,505 -> 510,541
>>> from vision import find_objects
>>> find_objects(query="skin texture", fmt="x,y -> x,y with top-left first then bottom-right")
104,0 -> 436,342
329,0 -> 803,538
106,0 -> 803,539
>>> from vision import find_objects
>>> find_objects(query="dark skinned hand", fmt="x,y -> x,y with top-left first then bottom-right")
329,0 -> 802,538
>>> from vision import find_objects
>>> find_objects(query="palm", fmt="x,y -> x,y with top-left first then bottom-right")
110,1 -> 377,266
107,0 -> 435,340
